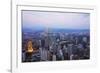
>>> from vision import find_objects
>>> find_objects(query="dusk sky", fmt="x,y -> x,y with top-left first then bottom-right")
22,10 -> 90,30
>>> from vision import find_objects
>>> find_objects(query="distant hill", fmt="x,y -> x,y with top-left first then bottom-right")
49,28 -> 89,33
22,28 -> 90,33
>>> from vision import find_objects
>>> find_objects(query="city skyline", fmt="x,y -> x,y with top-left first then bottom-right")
22,10 -> 90,62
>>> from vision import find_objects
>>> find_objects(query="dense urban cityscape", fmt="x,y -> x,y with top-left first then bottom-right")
22,10 -> 90,62
22,28 -> 90,62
